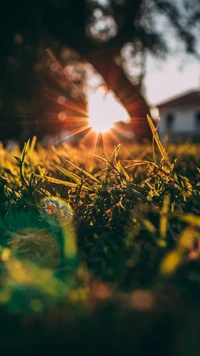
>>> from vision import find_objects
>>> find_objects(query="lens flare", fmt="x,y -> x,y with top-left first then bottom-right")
39,197 -> 77,261
39,197 -> 73,227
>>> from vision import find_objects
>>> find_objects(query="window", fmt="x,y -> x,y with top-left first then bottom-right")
195,112 -> 200,128
166,113 -> 174,130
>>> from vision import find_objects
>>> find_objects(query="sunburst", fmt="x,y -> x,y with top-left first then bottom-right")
41,49 -> 133,151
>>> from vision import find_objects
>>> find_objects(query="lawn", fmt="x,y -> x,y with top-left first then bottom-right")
0,118 -> 200,355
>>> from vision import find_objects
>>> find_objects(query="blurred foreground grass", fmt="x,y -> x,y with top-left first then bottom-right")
0,121 -> 200,355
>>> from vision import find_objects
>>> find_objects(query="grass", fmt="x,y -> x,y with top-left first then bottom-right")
1,117 -> 200,355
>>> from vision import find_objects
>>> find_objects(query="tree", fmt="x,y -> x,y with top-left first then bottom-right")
1,0 -> 200,142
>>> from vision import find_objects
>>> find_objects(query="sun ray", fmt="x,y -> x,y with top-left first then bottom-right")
39,49 -> 137,148
40,87 -> 88,117
79,127 -> 94,145
46,48 -> 87,105
105,128 -> 121,145
89,132 -> 102,153
79,128 -> 101,153
54,125 -> 91,146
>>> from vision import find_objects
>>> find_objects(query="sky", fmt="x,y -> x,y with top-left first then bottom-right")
93,0 -> 200,108
144,53 -> 200,107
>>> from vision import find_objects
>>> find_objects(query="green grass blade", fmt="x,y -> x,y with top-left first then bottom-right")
177,213 -> 200,228
147,114 -> 166,162
56,166 -> 82,185
65,159 -> 100,183
109,144 -> 121,163
116,160 -> 131,182
35,175 -> 92,191
88,153 -> 108,163
160,195 -> 170,240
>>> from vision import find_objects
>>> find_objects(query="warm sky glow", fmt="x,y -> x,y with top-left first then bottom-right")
87,85 -> 130,133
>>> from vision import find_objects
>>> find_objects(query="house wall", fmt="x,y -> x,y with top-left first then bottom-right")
158,105 -> 200,141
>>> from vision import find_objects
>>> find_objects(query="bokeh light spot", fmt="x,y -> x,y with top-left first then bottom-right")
14,33 -> 23,44
1,248 -> 11,262
58,111 -> 67,121
131,290 -> 154,311
57,95 -> 66,105
50,63 -> 59,72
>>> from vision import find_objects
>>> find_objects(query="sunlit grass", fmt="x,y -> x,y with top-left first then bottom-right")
0,116 -> 200,355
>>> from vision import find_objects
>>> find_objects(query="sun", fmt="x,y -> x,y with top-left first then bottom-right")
41,49 -> 132,148
87,85 -> 130,133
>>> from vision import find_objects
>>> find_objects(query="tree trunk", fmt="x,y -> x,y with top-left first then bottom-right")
85,48 -> 151,141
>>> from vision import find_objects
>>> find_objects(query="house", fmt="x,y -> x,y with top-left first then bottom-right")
156,90 -> 200,142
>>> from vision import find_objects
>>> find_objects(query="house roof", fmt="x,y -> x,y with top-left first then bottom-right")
156,90 -> 200,109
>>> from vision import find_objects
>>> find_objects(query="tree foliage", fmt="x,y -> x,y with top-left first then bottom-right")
39,0 -> 200,59
0,0 -> 199,142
